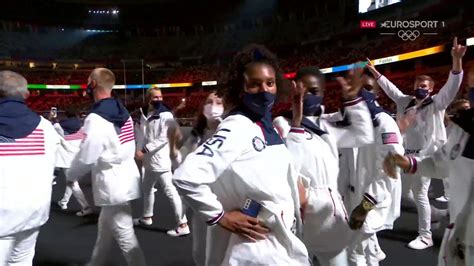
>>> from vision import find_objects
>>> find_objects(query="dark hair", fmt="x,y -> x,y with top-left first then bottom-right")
64,108 -> 77,118
450,99 -> 470,113
193,91 -> 217,136
219,44 -> 286,108
295,66 -> 324,82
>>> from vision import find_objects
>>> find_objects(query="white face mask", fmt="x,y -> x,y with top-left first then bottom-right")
203,104 -> 224,120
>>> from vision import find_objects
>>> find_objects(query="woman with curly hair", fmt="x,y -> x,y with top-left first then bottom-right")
173,45 -> 309,265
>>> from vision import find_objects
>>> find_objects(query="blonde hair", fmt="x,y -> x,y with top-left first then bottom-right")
89,68 -> 115,90
415,75 -> 435,88
146,86 -> 162,98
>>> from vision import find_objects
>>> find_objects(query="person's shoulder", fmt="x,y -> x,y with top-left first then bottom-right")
218,114 -> 256,138
376,112 -> 401,133
221,113 -> 252,127
156,111 -> 173,118
37,117 -> 60,138
376,111 -> 394,122
83,113 -> 112,130
38,116 -> 56,130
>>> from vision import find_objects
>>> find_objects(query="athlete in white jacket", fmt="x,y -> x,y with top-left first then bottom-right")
175,91 -> 224,266
134,87 -> 190,236
54,110 -> 92,216
346,81 -> 404,266
173,45 -> 309,265
366,37 -> 466,249
273,66 -> 374,266
67,68 -> 145,266
384,106 -> 474,266
0,71 -> 60,265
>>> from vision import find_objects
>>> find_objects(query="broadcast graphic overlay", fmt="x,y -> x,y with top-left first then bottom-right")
360,19 -> 446,41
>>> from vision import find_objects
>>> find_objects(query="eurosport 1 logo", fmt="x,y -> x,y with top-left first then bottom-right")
360,20 -> 446,41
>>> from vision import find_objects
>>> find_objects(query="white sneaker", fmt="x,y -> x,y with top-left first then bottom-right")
76,207 -> 93,217
133,218 -> 153,226
407,236 -> 433,250
167,224 -> 190,237
152,188 -> 158,193
57,201 -> 67,210
435,196 -> 449,202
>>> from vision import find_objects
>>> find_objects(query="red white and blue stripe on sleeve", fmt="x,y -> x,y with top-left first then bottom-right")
118,118 -> 135,145
289,127 -> 305,134
206,210 -> 225,226
0,129 -> 45,156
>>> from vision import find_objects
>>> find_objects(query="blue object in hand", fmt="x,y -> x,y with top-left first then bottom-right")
241,198 -> 261,218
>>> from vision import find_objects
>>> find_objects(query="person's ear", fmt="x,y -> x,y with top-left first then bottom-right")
90,79 -> 97,88
22,90 -> 30,100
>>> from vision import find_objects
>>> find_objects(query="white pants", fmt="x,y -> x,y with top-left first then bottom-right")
90,204 -> 146,266
349,233 -> 380,266
59,181 -> 90,210
313,249 -> 348,266
142,170 -> 187,225
0,228 -> 39,266
191,216 -> 207,266
402,172 -> 432,237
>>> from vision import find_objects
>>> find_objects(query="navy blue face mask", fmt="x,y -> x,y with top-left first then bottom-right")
151,100 -> 162,109
303,94 -> 323,116
415,88 -> 430,100
242,91 -> 276,117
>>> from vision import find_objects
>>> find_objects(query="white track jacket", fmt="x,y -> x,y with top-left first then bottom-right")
67,114 -> 141,206
173,114 -> 310,266
273,97 -> 374,253
376,71 -> 463,156
1,117 -> 59,236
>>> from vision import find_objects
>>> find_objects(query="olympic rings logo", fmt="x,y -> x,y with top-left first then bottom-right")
397,30 -> 420,41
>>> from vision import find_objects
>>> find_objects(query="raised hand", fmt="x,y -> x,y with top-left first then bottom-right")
291,80 -> 306,101
291,80 -> 305,127
365,58 -> 381,79
451,37 -> 467,59
337,62 -> 364,101
451,37 -> 467,73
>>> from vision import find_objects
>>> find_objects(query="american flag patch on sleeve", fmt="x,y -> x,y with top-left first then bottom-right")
118,118 -> 135,145
0,129 -> 45,156
381,132 -> 398,144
